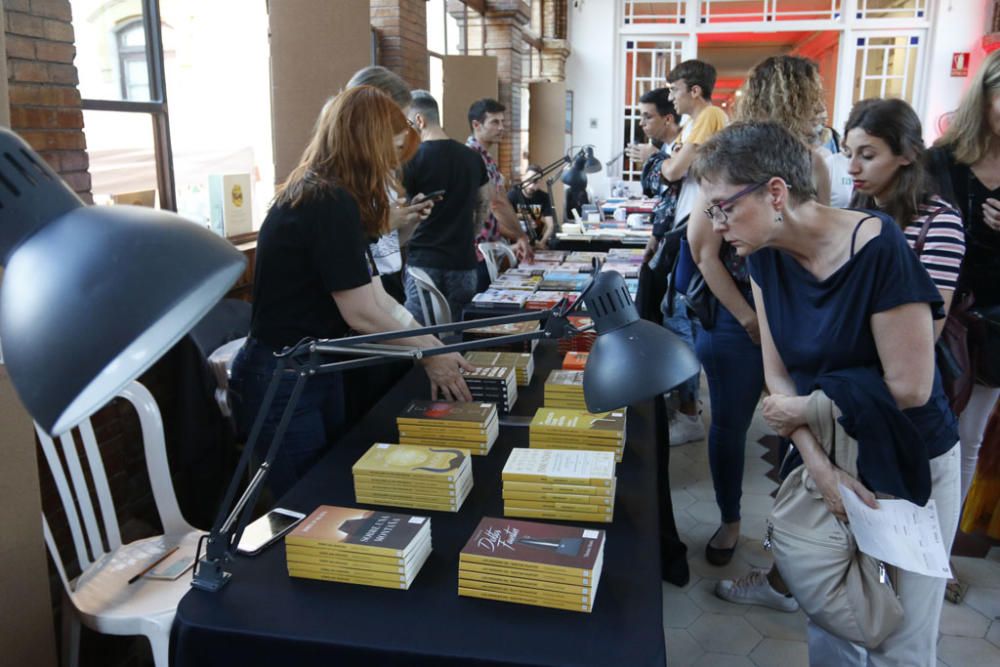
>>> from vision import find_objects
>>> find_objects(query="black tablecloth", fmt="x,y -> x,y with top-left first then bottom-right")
170,342 -> 666,667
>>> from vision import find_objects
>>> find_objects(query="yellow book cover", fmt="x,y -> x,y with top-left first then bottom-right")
464,351 -> 534,386
502,489 -> 614,506
285,505 -> 430,557
352,443 -> 470,483
503,505 -> 613,523
503,479 -> 616,497
530,407 -> 626,439
502,448 -> 615,486
457,586 -> 592,613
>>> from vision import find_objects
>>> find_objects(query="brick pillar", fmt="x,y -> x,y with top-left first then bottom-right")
539,0 -> 569,81
4,0 -> 91,202
370,0 -> 429,90
466,1 -> 530,180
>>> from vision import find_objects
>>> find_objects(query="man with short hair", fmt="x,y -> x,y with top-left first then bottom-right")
508,164 -> 556,248
402,91 -> 489,323
467,98 -> 533,291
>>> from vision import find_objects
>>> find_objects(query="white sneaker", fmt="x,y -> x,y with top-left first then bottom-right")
715,569 -> 799,612
669,411 -> 705,446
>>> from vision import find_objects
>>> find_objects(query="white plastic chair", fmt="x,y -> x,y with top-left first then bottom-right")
478,241 -> 518,283
407,266 -> 452,325
37,381 -> 202,667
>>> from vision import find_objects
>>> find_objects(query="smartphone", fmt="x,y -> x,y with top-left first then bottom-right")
236,507 -> 305,556
412,189 -> 446,203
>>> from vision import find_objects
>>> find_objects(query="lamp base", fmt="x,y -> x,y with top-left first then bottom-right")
190,559 -> 232,592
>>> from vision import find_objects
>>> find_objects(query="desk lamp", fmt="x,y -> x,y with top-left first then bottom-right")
0,129 -> 247,436
191,267 -> 699,592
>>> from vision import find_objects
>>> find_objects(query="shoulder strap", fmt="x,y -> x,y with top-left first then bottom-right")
849,215 -> 877,258
913,205 -> 950,256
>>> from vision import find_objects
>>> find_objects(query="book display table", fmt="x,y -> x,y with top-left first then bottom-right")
170,341 -> 667,667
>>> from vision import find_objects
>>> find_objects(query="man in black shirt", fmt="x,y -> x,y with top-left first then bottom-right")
508,164 -> 556,248
402,91 -> 490,323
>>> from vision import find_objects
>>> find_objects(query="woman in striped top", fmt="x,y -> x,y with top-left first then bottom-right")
844,98 -> 966,337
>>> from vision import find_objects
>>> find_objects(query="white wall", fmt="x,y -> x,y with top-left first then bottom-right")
565,1 -> 619,198
924,0 -> 990,142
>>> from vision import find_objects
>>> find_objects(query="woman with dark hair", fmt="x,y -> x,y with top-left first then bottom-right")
230,86 -> 472,496
693,120 -> 960,666
844,98 -> 965,337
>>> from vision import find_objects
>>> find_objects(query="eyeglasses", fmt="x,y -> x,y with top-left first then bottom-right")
704,181 -> 768,225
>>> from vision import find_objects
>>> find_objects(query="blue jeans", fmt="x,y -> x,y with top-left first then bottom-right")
662,291 -> 702,404
230,338 -> 345,498
695,300 -> 765,523
404,265 -> 479,324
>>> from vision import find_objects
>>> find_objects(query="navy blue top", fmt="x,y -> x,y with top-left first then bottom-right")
747,211 -> 958,461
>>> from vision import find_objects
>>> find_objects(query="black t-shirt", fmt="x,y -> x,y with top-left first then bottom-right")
402,139 -> 488,270
508,187 -> 555,218
250,186 -> 375,348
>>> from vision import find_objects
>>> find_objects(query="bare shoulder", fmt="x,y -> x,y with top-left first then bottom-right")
843,209 -> 883,254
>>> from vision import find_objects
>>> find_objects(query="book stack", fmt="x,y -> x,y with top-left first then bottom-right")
397,400 -> 499,455
461,365 -> 518,415
557,316 -> 597,353
464,350 -> 535,387
532,250 -> 568,263
524,290 -> 579,311
471,288 -> 530,308
489,274 -> 541,291
529,407 -> 627,462
501,448 -> 616,523
458,516 -> 605,612
461,320 -> 539,353
537,272 -> 590,292
352,443 -> 473,512
543,369 -> 586,411
285,505 -> 431,590
563,351 -> 589,370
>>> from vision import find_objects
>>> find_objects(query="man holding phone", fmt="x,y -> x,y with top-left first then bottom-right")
402,91 -> 490,323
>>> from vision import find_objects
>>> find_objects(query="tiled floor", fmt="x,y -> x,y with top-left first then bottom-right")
664,384 -> 1000,666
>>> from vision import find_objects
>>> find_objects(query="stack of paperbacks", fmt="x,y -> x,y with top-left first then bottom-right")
557,315 -> 596,353
352,443 -> 473,512
285,505 -> 431,590
544,369 -> 586,411
461,320 -> 539,353
471,288 -> 530,308
562,351 -> 588,371
530,407 -> 627,462
397,399 -> 499,455
464,350 -> 535,387
458,516 -> 605,612
501,448 -> 616,523
524,290 -> 579,311
460,365 -> 519,415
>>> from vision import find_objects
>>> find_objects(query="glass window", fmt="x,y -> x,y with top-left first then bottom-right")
856,0 -> 927,20
620,39 -> 683,182
698,0 -> 843,23
623,1 -> 686,25
852,34 -> 921,104
83,109 -> 160,206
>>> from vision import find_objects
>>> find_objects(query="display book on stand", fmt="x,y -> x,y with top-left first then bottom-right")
279,295 -> 622,613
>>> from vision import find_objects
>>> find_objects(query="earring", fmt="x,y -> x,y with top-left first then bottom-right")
774,213 -> 784,224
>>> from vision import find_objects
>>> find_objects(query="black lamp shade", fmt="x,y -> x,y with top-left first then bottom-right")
583,147 -> 603,174
0,129 -> 245,435
581,271 -> 700,412
561,156 -> 588,189
1,205 -> 246,435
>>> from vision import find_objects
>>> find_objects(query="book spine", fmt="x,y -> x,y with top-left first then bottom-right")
351,467 -> 468,484
502,480 -> 615,496
457,586 -> 592,613
458,576 -> 595,606
503,505 -> 613,523
285,523 -> 429,558
500,471 -> 613,487
459,552 -> 596,580
289,568 -> 409,589
458,559 -> 594,586
501,490 -> 614,506
355,495 -> 465,513
457,568 -> 596,597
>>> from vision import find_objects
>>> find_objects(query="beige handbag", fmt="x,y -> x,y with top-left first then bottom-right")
765,390 -> 904,649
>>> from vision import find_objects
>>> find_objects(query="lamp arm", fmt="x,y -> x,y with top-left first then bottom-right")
518,155 -> 571,194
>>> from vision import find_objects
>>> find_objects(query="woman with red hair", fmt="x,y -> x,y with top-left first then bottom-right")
231,86 -> 472,496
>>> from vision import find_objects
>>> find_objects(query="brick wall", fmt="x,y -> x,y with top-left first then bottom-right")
370,0 -> 429,90
4,0 -> 91,202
